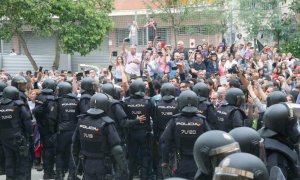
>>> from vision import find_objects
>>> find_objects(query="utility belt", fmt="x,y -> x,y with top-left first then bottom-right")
13,134 -> 29,158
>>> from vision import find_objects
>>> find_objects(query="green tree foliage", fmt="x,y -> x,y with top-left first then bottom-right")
145,0 -> 200,45
0,0 -> 113,70
280,31 -> 300,58
239,0 -> 297,47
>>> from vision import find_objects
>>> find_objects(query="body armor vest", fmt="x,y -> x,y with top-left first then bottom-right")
156,99 -> 178,131
174,114 -> 206,156
57,94 -> 79,131
125,97 -> 151,130
216,105 -> 244,132
79,115 -> 113,158
0,100 -> 22,139
265,138 -> 300,178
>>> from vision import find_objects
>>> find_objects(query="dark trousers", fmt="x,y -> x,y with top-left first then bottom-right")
82,159 -> 107,180
40,133 -> 55,175
127,129 -> 151,180
0,143 -> 5,174
56,131 -> 75,173
174,155 -> 197,180
2,139 -> 30,180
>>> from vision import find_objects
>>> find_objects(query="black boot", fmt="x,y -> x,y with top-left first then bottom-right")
67,172 -> 81,180
43,173 -> 55,180
54,170 -> 64,180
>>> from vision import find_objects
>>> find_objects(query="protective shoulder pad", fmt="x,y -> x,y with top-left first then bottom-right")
203,101 -> 212,106
195,113 -> 206,119
264,138 -> 298,164
67,93 -> 78,99
14,100 -> 25,106
172,113 -> 182,118
101,116 -> 115,124
80,94 -> 92,100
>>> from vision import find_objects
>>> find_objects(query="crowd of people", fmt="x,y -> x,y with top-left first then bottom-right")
0,35 -> 299,180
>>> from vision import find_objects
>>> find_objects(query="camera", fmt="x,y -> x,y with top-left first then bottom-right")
228,64 -> 239,74
157,49 -> 163,55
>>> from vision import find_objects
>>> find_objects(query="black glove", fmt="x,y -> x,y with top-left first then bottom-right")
111,145 -> 129,179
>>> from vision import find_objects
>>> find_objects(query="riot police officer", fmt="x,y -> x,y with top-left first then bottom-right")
192,82 -> 217,129
0,86 -> 33,180
33,78 -> 57,179
154,83 -> 178,142
79,77 -> 97,114
101,83 -> 127,141
256,91 -> 287,130
0,80 -> 7,97
213,152 -> 269,180
160,90 -> 210,179
259,103 -> 300,179
0,80 -> 7,175
11,75 -> 29,105
216,87 -> 247,132
229,127 -> 265,160
52,82 -> 79,180
193,130 -> 241,179
152,83 -> 178,179
72,93 -> 128,179
123,79 -> 154,180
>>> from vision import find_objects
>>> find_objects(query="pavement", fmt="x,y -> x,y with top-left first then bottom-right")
0,170 -> 82,180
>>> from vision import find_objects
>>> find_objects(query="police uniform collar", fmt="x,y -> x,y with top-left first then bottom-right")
198,96 -> 207,102
162,95 -> 175,101
258,127 -> 278,138
42,89 -> 54,94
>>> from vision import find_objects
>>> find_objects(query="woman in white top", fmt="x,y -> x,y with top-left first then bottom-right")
110,54 -> 125,83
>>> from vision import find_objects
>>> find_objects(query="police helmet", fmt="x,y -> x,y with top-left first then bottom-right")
192,82 -> 210,101
81,77 -> 97,93
213,153 -> 269,180
101,83 -> 116,99
129,79 -> 145,97
266,91 -> 287,107
42,78 -> 57,93
87,93 -> 110,115
229,127 -> 265,160
177,90 -> 198,114
225,88 -> 245,107
161,83 -> 176,101
2,86 -> 19,100
11,75 -> 27,92
259,103 -> 300,144
193,130 -> 240,178
0,81 -> 8,97
56,82 -> 72,96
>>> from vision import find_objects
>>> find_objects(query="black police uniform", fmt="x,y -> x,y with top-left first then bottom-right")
161,113 -> 210,179
193,82 -> 217,129
197,99 -> 217,129
160,90 -> 210,179
72,111 -> 128,179
79,92 -> 92,114
123,96 -> 154,180
0,81 -> 7,175
53,93 -> 79,179
79,77 -> 97,114
216,104 -> 246,132
33,89 -> 56,178
0,87 -> 32,180
259,103 -> 300,179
